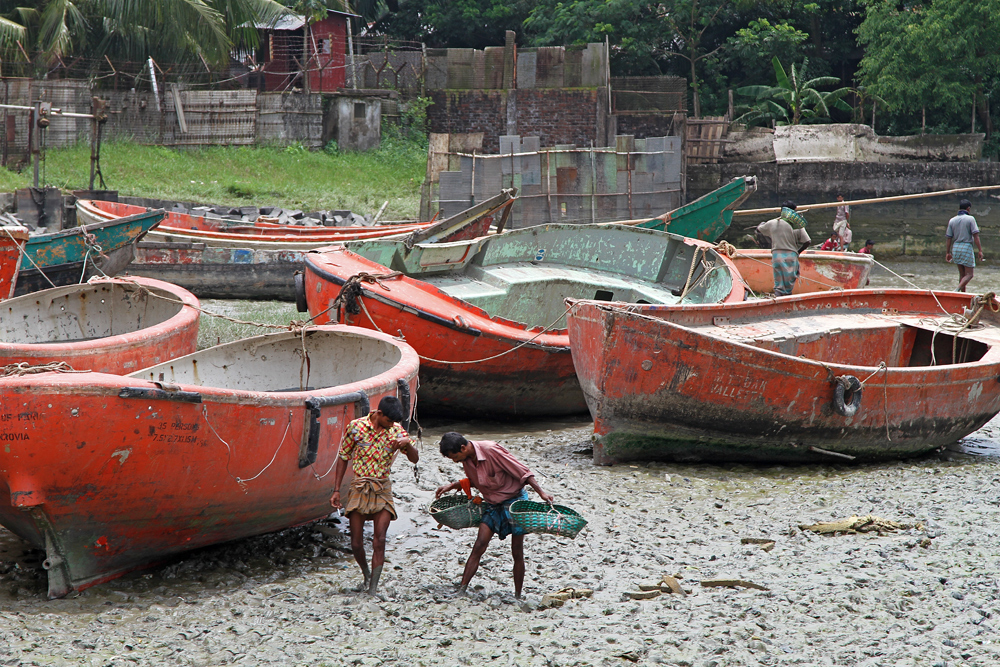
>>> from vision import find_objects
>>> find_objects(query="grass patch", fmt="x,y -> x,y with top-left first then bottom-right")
2,138 -> 427,220
197,299 -> 300,350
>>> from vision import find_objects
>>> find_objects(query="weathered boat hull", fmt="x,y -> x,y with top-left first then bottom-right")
0,277 -> 199,373
0,326 -> 419,598
127,241 -> 302,300
567,291 -> 1000,465
731,249 -> 874,294
633,176 -> 758,241
0,226 -> 27,299
303,224 -> 744,418
14,209 -> 164,296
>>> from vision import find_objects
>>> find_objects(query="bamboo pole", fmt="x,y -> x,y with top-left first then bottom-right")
731,184 -> 1000,217
606,184 -> 1000,227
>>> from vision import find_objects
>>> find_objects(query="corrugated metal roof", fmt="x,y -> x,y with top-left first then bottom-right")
251,9 -> 358,31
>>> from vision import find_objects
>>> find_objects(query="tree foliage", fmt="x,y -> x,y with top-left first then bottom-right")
857,0 -> 1000,135
736,56 -> 851,125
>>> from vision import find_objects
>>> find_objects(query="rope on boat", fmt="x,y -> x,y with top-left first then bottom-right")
201,405 -> 293,493
0,361 -> 89,377
358,294 -> 581,365
1,223 -> 57,290
308,271 -> 403,324
916,291 -> 999,365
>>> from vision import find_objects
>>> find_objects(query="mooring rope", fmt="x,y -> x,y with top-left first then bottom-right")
0,361 -> 89,377
2,224 -> 57,290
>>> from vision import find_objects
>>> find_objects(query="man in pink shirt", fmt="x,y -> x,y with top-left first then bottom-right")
435,432 -> 554,598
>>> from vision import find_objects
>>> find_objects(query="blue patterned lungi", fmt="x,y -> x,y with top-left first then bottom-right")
771,249 -> 800,296
481,489 -> 528,540
952,242 -> 976,268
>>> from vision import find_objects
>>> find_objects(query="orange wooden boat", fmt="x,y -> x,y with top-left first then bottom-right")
0,325 -> 419,598
567,290 -> 1000,465
301,224 -> 744,418
78,194 -> 509,249
0,225 -> 28,299
731,249 -> 874,294
0,277 -> 199,374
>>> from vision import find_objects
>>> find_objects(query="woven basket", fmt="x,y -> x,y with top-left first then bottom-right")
510,501 -> 587,539
429,494 -> 483,530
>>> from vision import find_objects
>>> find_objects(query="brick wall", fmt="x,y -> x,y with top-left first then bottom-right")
427,88 -> 607,152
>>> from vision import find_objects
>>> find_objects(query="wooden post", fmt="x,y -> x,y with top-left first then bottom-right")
347,15 -> 357,90
727,89 -> 734,120
922,106 -> 926,134
972,94 -> 976,134
302,21 -> 311,94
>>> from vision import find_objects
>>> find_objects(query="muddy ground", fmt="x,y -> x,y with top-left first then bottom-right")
3,260 -> 1000,666
5,419 -> 1000,667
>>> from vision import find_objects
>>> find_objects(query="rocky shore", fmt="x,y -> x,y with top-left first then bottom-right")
2,415 -> 1000,666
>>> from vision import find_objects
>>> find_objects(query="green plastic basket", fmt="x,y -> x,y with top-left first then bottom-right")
428,494 -> 483,530
510,500 -> 588,539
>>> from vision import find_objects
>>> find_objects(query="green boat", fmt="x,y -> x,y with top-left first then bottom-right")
16,209 -> 165,296
633,176 -> 757,241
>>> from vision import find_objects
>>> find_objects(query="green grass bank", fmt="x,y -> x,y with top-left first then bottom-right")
0,140 -> 427,220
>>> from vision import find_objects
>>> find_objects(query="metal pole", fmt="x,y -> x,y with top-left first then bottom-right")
31,103 -> 39,188
590,141 -> 596,224
89,97 -> 98,190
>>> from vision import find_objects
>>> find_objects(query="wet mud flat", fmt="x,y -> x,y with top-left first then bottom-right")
4,414 -> 1000,666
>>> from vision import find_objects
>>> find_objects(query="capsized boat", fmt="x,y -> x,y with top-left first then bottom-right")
0,225 -> 28,299
299,224 -> 745,418
0,277 -> 199,374
730,249 -> 874,294
16,208 -> 164,296
567,290 -> 1000,465
0,325 -> 419,598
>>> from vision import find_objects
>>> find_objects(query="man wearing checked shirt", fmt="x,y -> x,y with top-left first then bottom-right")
330,396 -> 417,596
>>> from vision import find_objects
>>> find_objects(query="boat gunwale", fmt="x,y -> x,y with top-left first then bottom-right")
0,276 -> 200,357
0,325 -> 420,405
26,208 -> 164,246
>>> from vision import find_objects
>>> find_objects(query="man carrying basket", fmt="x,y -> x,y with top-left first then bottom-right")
435,432 -> 554,598
330,396 -> 417,596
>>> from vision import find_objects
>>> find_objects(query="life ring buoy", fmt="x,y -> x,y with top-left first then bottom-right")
833,375 -> 862,417
294,272 -> 308,313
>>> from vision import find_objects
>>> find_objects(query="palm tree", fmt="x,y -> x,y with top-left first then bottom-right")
736,57 -> 852,127
0,0 -> 87,62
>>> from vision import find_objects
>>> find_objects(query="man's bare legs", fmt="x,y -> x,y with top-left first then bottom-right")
511,534 -> 525,598
958,265 -> 974,292
459,522 -> 494,594
347,508 -> 394,595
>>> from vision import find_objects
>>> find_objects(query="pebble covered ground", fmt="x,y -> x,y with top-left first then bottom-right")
3,414 -> 1000,666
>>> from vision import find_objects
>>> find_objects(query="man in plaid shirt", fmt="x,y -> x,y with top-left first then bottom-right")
330,396 -> 417,596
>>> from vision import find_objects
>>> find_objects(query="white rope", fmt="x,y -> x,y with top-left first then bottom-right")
202,405 -> 293,493
2,225 -> 56,289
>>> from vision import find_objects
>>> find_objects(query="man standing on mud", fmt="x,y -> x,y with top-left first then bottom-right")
945,199 -> 984,292
435,432 -> 554,598
330,396 -> 417,596
757,200 -> 811,296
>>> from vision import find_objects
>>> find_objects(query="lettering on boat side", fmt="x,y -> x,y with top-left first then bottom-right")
0,432 -> 30,441
709,377 -> 768,401
0,412 -> 39,422
147,420 -> 202,444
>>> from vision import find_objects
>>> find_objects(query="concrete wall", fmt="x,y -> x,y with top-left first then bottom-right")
330,97 -> 381,151
691,161 -> 1000,255
726,124 -> 983,164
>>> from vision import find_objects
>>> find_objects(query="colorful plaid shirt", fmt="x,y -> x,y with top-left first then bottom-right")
338,413 -> 407,479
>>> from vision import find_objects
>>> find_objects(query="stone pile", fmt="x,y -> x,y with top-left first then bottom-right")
178,203 -> 373,228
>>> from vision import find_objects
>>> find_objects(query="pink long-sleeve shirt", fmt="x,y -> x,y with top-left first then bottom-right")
462,440 -> 534,505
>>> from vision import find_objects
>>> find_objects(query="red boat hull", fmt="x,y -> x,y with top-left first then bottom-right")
567,290 -> 1000,464
0,225 -> 27,299
0,277 -> 199,374
302,231 -> 744,419
304,248 -> 584,417
731,249 -> 874,294
0,326 -> 419,598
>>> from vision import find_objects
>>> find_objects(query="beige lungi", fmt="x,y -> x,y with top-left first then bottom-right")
345,476 -> 397,519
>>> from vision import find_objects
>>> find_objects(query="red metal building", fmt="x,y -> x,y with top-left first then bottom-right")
253,10 -> 355,93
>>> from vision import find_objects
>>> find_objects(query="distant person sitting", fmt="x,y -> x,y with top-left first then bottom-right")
756,200 -> 810,296
820,235 -> 838,251
858,239 -> 875,255
945,199 -> 984,292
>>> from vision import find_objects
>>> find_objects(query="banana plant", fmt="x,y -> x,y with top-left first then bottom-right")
736,56 -> 852,126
